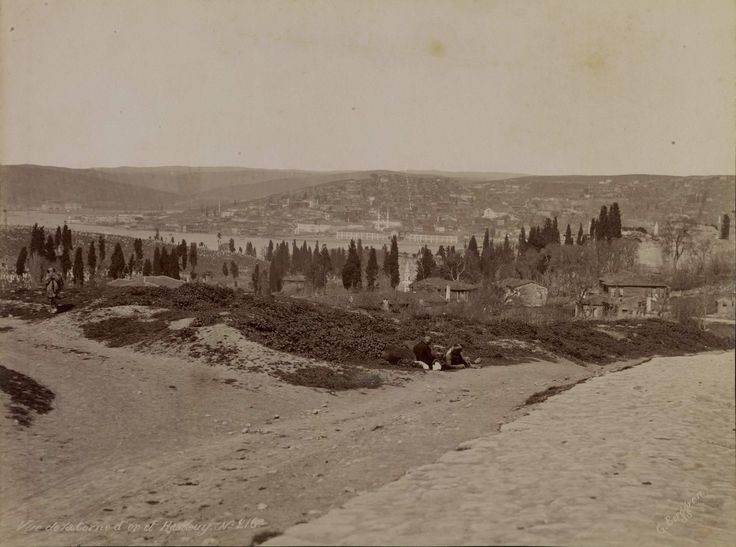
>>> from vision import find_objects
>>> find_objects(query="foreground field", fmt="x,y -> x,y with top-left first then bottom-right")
269,351 -> 736,546
0,285 -> 733,546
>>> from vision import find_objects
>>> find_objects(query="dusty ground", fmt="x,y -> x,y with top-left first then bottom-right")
268,351 -> 736,547
0,309 -> 642,547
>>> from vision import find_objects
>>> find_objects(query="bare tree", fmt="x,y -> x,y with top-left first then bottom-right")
661,218 -> 695,271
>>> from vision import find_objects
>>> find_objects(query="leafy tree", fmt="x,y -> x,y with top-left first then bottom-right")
73,247 -> 84,286
564,224 -> 574,245
443,246 -> 465,281
388,235 -> 400,289
222,261 -> 229,277
366,247 -> 379,290
87,242 -> 97,275
15,247 -> 28,276
143,258 -> 152,276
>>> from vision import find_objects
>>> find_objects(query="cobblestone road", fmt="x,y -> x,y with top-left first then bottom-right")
267,351 -> 736,546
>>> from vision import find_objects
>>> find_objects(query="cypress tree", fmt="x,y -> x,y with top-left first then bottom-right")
179,240 -> 188,270
61,246 -> 72,277
341,239 -> 362,290
597,206 -> 609,241
134,238 -> 143,261
189,242 -> 198,271
416,246 -> 437,281
721,214 -> 731,240
320,245 -> 332,276
266,240 -> 274,261
589,218 -> 597,240
389,235 -> 400,289
291,241 -> 299,273
381,243 -> 391,277
366,247 -> 378,290
45,235 -> 56,261
251,264 -> 261,294
553,217 -> 561,244
269,257 -> 282,292
15,247 -> 28,276
576,223 -> 584,245
30,224 -> 43,255
62,224 -> 72,251
98,236 -> 106,264
54,226 -> 62,249
153,246 -> 162,275
564,224 -> 574,245
73,247 -> 84,286
463,235 -> 481,281
87,241 -> 97,275
222,261 -> 229,277
128,254 -> 135,277
609,202 -> 622,238
313,248 -> 326,290
108,243 -> 125,279
229,238 -> 235,253
230,260 -> 239,286
143,258 -> 152,276
357,239 -> 364,269
517,226 -> 527,256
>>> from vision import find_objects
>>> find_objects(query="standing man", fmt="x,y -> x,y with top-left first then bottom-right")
43,267 -> 64,313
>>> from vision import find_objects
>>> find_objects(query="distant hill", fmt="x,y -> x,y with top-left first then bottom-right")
89,166 -> 324,196
0,165 -> 179,210
408,170 -> 526,181
0,164 -> 380,209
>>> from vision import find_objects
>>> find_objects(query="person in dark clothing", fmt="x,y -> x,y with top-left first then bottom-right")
413,335 -> 436,370
444,344 -> 470,369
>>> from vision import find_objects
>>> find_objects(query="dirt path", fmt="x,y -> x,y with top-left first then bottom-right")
1,314 -> 639,546
267,351 -> 736,546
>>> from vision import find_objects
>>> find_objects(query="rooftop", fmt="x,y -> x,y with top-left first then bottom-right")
411,277 -> 480,292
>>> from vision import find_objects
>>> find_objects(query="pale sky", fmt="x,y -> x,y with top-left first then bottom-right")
0,0 -> 734,175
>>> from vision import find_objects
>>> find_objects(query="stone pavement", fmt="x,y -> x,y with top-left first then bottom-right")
266,351 -> 736,546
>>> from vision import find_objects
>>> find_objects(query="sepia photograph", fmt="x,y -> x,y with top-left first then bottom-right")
0,1 -> 734,545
